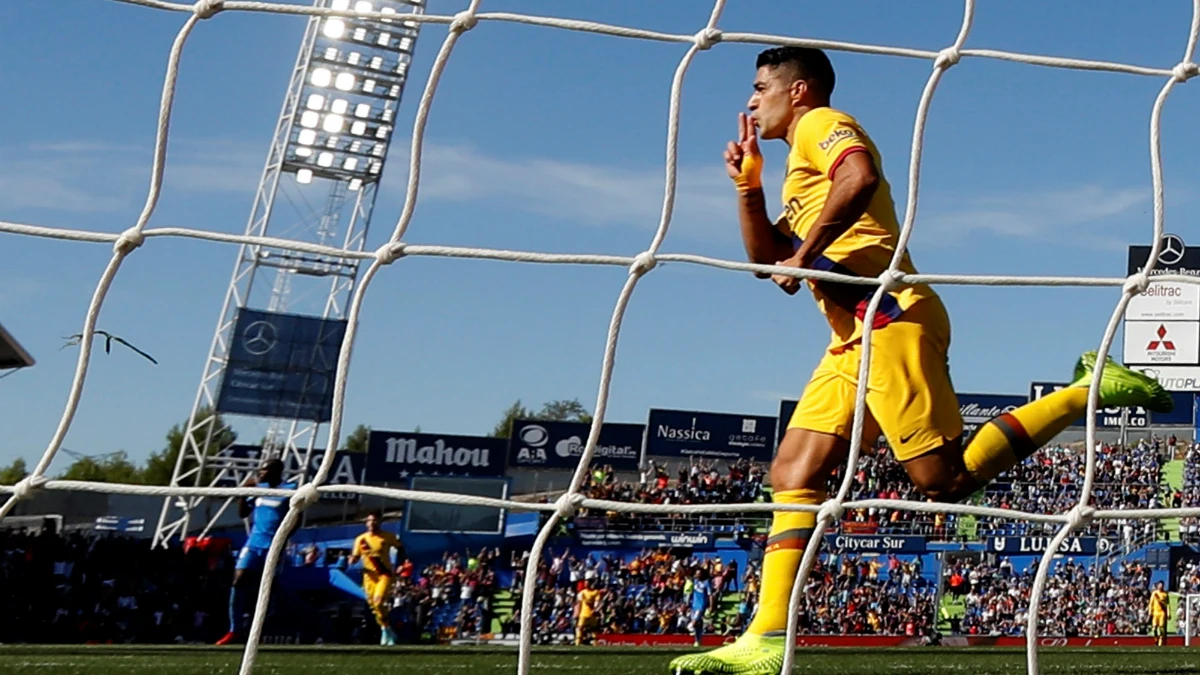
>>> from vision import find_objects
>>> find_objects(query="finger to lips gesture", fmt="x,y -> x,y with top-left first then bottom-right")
726,112 -> 762,191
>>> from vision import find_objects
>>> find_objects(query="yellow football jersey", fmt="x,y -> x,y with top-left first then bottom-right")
1149,589 -> 1169,616
577,588 -> 601,619
780,107 -> 938,346
353,531 -> 402,577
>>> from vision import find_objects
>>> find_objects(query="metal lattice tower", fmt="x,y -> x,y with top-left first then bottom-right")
153,0 -> 423,548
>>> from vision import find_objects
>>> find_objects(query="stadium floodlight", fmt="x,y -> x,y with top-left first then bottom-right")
0,322 -> 34,372
281,0 -> 423,186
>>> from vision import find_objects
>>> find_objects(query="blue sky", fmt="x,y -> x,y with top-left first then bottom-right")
1,0 -> 1198,472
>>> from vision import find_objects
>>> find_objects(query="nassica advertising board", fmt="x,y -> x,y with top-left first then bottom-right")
645,408 -> 776,462
508,419 -> 642,470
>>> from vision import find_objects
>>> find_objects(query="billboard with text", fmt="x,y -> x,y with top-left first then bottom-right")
508,419 -> 642,470
215,309 -> 347,422
366,431 -> 506,481
1028,381 -> 1148,428
1123,321 -> 1200,366
213,444 -> 364,501
958,393 -> 1025,436
1134,365 -> 1200,394
645,409 -> 776,462
1126,282 -> 1200,321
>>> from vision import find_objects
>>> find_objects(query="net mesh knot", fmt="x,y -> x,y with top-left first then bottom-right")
693,28 -> 722,51
193,0 -> 224,19
451,11 -> 479,33
12,475 -> 48,501
114,228 -> 146,255
554,492 -> 586,519
630,251 -> 658,276
1123,272 -> 1150,296
1066,504 -> 1096,530
936,47 -> 962,68
877,268 -> 906,293
817,500 -> 844,524
1173,61 -> 1199,82
289,484 -> 321,511
375,241 -> 407,265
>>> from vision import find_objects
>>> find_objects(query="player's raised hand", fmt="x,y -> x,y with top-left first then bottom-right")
725,112 -> 763,192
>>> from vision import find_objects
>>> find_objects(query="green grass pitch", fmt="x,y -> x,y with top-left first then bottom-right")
0,645 -> 1197,674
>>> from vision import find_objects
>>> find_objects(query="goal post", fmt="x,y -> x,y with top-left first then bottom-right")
1185,594 -> 1200,646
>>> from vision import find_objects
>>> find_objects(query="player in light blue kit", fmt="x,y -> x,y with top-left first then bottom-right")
689,569 -> 712,648
216,458 -> 297,645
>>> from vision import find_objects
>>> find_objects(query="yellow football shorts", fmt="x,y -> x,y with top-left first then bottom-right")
1152,613 -> 1167,628
363,573 -> 394,608
788,297 -> 963,462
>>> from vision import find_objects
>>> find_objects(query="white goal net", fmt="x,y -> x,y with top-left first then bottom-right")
3,1 -> 1200,674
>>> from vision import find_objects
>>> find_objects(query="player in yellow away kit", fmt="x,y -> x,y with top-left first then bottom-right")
350,510 -> 405,645
575,579 -> 602,646
669,46 -> 1173,675
1149,581 -> 1170,646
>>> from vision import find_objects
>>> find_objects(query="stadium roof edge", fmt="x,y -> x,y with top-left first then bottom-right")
0,322 -> 35,370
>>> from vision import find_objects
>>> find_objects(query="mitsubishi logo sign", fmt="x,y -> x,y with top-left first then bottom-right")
1147,324 -> 1176,352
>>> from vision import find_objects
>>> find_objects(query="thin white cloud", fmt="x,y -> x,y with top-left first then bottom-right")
6,137 -> 1163,254
403,142 -> 735,239
0,138 -> 264,214
920,185 -> 1152,249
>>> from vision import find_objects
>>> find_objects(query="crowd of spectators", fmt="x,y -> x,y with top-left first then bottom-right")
1178,443 -> 1200,544
0,528 -> 228,644
0,524 -> 505,646
0,428 -> 1190,647
375,547 -> 501,641
792,553 -> 936,636
508,549 -> 750,642
510,547 -> 936,642
969,441 -> 1163,542
575,458 -> 768,532
828,443 -> 951,538
830,437 -> 1169,543
944,556 -> 1155,637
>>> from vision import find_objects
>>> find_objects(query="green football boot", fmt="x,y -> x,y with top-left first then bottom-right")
1070,351 -> 1173,413
668,633 -> 788,675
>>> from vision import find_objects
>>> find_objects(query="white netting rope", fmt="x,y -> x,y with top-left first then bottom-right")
1,0 -> 1198,673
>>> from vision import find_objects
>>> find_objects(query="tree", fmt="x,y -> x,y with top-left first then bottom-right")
60,451 -> 143,484
0,458 -> 28,485
490,398 -> 593,438
141,406 -> 237,485
342,424 -> 371,453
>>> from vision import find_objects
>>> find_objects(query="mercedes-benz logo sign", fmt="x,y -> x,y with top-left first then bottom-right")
242,320 -> 278,356
1158,234 -> 1186,266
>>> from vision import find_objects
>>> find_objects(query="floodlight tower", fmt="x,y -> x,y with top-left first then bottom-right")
152,0 -> 423,548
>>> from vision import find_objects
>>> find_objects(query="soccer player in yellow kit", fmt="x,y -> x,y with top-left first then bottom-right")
1149,581 -> 1170,646
350,510 -> 404,646
575,580 -> 602,646
669,46 -> 1172,675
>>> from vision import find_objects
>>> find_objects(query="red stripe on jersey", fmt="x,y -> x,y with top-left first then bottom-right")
828,146 -> 870,180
